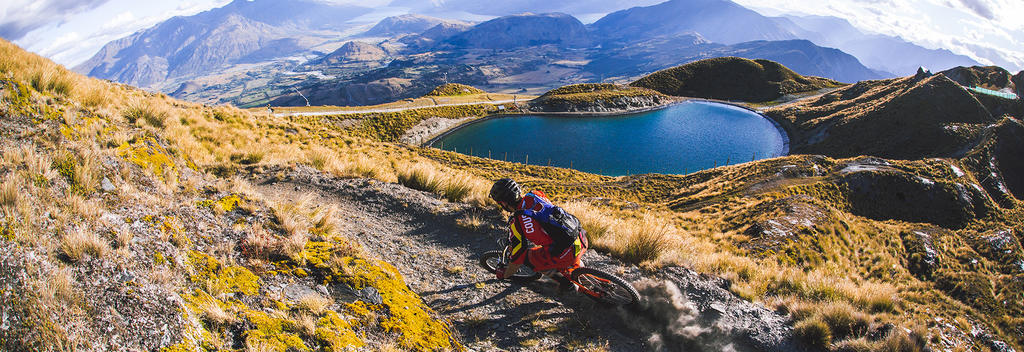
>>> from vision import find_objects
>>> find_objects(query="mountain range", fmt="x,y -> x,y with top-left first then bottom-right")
75,0 -> 985,106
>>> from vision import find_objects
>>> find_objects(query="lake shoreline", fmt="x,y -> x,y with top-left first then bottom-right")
420,98 -> 792,159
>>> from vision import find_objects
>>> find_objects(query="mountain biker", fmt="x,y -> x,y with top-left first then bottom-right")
489,178 -> 588,291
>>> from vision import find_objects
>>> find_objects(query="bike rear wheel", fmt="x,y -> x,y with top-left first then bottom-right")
570,267 -> 640,306
479,251 -> 541,282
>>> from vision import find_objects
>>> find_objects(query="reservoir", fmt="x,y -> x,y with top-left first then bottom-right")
430,101 -> 788,176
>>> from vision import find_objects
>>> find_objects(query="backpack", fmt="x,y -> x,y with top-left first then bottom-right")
515,191 -> 582,253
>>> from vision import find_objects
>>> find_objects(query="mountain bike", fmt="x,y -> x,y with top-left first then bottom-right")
478,238 -> 640,306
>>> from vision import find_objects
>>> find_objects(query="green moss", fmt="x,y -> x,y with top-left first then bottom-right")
244,310 -> 309,352
187,251 -> 260,296
197,194 -> 242,213
336,257 -> 458,351
117,137 -> 177,181
314,311 -> 364,351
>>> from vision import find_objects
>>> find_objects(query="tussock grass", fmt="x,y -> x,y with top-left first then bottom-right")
122,99 -> 168,128
305,147 -> 335,171
293,313 -> 317,337
619,214 -> 672,264
0,176 -> 20,217
297,294 -> 333,315
456,211 -> 485,231
397,163 -> 442,194
29,67 -> 74,96
201,299 -> 237,326
60,228 -> 110,262
793,316 -> 832,350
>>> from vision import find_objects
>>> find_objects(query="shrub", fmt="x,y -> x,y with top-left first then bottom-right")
793,316 -> 832,350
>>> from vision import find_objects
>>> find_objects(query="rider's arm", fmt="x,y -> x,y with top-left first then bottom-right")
506,216 -> 528,266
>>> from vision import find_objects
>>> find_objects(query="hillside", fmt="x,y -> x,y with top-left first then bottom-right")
74,0 -> 372,88
441,13 -> 591,49
939,65 -> 1022,95
528,83 -> 673,113
631,57 -> 842,102
315,41 -> 388,65
0,36 -> 822,352
7,31 -> 1024,352
765,73 -> 1006,159
590,0 -> 797,45
362,14 -> 450,37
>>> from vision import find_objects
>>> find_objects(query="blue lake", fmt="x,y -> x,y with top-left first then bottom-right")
430,101 -> 788,176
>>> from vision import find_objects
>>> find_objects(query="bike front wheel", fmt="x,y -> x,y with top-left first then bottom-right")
478,251 -> 541,282
571,267 -> 640,306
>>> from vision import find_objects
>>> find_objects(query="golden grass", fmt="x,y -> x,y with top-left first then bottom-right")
456,212 -> 485,231
397,163 -> 442,194
0,175 -> 20,217
793,316 -> 832,350
297,294 -> 333,316
201,300 -> 237,326
60,227 -> 110,262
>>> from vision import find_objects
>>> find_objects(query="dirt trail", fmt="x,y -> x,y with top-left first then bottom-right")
248,166 -> 808,352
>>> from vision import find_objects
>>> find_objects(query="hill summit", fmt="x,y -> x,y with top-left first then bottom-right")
631,57 -> 841,102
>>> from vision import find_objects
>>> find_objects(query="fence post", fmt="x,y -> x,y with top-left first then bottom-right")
726,156 -> 730,165
548,159 -> 551,167
525,154 -> 529,165
504,152 -> 507,161
570,160 -> 573,169
752,152 -> 756,162
714,160 -> 717,168
470,147 -> 473,156
488,150 -> 491,159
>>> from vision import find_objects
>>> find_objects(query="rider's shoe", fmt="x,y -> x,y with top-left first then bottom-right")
553,275 -> 578,294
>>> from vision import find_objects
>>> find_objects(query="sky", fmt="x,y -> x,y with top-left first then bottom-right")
1,0 -> 1022,71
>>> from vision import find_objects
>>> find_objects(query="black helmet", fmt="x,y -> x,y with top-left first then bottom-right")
489,178 -> 521,205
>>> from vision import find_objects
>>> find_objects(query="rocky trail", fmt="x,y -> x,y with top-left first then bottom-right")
248,166 -> 808,352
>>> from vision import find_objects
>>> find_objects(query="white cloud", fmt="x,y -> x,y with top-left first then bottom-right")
0,0 -> 111,39
733,0 -> 1024,71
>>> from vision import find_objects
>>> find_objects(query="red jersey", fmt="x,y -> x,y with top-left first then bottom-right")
506,191 -> 586,268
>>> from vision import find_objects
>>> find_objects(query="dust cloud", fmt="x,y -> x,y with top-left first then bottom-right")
619,280 -> 737,352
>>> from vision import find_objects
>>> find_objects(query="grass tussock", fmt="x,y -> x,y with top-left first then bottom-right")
397,163 -> 443,194
793,316 -> 832,350
297,294 -> 333,315
619,214 -> 673,264
122,99 -> 168,128
0,176 -> 20,217
396,162 -> 491,203
60,227 -> 110,262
